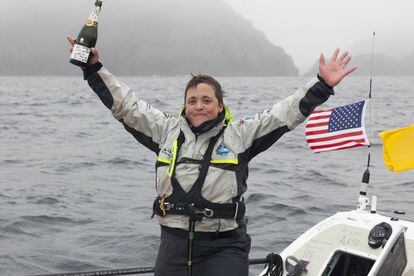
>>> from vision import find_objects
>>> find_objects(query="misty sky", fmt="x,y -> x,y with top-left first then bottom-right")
224,0 -> 414,72
1,0 -> 413,74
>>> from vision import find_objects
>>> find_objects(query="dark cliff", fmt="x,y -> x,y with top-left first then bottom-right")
0,0 -> 298,76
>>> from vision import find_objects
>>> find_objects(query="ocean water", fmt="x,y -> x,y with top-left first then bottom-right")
0,75 -> 413,276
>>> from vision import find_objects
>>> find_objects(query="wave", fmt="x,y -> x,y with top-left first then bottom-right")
54,161 -> 98,172
245,192 -> 274,203
0,193 -> 11,199
298,169 -> 346,187
105,157 -> 146,167
19,215 -> 94,227
1,221 -> 37,236
26,195 -> 62,205
2,159 -> 24,165
395,181 -> 414,187
260,203 -> 307,217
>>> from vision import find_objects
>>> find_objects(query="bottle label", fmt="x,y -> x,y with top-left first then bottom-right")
86,18 -> 98,27
70,44 -> 91,64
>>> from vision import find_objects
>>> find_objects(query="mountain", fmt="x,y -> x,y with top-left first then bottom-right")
0,0 -> 298,76
304,52 -> 414,76
351,53 -> 414,76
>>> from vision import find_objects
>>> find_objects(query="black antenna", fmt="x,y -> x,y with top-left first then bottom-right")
369,31 -> 375,99
366,31 -> 375,169
358,32 -> 375,210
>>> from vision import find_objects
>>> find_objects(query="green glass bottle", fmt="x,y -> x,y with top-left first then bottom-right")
70,0 -> 102,67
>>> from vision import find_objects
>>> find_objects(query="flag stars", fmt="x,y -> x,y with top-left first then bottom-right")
328,101 -> 364,132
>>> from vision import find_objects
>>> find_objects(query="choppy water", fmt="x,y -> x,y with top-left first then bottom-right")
1,75 -> 413,276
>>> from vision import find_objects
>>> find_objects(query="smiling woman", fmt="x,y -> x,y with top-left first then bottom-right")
67,34 -> 356,276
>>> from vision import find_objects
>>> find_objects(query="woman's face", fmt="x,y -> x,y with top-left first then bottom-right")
185,83 -> 223,127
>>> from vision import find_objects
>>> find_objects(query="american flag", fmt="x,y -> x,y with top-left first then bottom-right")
305,100 -> 370,153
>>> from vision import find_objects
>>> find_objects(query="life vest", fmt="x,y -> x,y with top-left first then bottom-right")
152,123 -> 245,222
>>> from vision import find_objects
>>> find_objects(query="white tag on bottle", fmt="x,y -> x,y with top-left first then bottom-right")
70,44 -> 91,63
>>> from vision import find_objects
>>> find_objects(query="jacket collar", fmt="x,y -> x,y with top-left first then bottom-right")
179,105 -> 233,138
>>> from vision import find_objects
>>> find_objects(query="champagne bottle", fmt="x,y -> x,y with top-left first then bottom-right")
70,0 -> 102,67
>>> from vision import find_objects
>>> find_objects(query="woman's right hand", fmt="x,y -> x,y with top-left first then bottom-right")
66,35 -> 100,66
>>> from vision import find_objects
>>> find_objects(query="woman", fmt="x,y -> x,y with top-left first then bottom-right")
67,36 -> 356,276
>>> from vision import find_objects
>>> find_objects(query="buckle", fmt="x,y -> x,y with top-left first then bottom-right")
159,197 -> 175,216
233,202 -> 239,219
163,202 -> 174,211
159,197 -> 167,216
194,208 -> 214,218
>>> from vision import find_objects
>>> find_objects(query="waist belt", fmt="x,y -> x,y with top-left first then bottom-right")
161,225 -> 239,240
153,198 -> 246,221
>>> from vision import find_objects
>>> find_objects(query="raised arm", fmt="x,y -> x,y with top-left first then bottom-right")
66,35 -> 177,154
228,48 -> 357,161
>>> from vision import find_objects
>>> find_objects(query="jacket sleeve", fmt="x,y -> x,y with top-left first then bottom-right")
82,62 -> 176,154
228,76 -> 333,161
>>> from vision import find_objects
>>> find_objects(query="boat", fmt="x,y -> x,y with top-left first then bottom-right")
259,190 -> 414,276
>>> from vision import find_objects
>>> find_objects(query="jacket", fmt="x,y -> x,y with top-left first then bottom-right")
83,62 -> 334,232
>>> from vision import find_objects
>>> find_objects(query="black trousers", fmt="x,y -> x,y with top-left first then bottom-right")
154,224 -> 251,276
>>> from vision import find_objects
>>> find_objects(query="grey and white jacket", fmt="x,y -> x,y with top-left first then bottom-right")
83,62 -> 334,232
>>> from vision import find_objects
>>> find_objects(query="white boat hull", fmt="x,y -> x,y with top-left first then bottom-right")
259,210 -> 414,275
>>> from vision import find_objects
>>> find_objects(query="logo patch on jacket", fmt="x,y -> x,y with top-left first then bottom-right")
161,147 -> 172,157
243,115 -> 255,121
216,144 -> 230,156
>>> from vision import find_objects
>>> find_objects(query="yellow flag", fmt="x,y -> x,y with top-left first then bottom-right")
379,125 -> 414,172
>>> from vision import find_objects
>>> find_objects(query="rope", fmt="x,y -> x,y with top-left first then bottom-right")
27,267 -> 154,276
29,255 -> 281,276
264,253 -> 283,276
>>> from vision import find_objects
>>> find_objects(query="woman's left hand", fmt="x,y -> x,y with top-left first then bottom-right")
319,48 -> 357,87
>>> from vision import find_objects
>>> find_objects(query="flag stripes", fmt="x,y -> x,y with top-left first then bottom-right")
305,101 -> 369,153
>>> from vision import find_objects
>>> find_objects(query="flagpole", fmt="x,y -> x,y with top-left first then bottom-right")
357,31 -> 375,211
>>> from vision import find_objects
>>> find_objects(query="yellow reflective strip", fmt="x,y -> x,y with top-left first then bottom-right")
167,140 -> 178,177
224,105 -> 233,123
210,159 -> 238,165
156,157 -> 170,164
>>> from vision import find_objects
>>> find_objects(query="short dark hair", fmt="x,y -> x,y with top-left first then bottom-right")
184,74 -> 224,106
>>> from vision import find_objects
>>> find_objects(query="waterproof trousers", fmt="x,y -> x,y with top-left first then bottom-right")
154,224 -> 251,276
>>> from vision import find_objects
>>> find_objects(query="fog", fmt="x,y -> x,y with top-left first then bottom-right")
224,0 -> 414,72
0,0 -> 413,74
